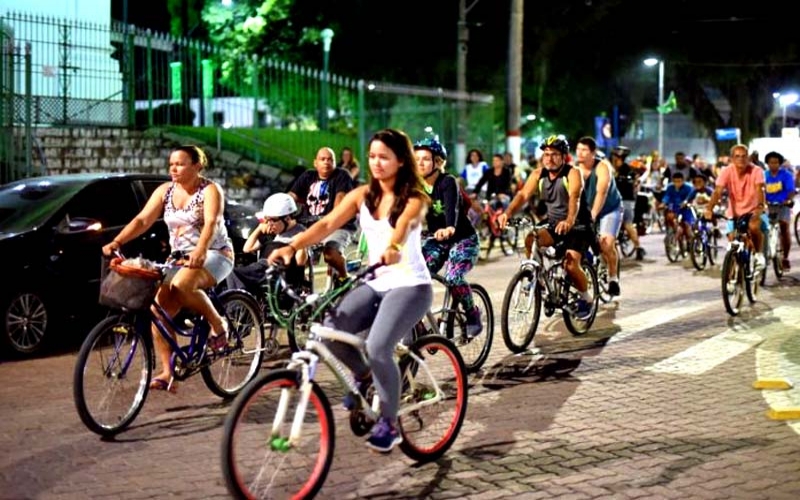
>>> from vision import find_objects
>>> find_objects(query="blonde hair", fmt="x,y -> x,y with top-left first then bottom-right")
171,145 -> 208,169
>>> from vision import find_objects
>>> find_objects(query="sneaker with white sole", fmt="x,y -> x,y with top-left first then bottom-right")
754,252 -> 766,272
366,417 -> 402,453
465,307 -> 483,338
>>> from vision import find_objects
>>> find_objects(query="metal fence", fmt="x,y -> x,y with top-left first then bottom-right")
0,11 -> 495,179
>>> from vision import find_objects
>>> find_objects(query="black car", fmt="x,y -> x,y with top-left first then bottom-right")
0,173 -> 260,357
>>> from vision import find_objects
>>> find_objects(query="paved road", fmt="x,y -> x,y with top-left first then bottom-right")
2,231 -> 800,499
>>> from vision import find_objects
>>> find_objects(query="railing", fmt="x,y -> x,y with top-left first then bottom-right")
0,11 -> 495,174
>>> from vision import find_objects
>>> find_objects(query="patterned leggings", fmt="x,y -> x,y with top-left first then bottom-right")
422,234 -> 480,311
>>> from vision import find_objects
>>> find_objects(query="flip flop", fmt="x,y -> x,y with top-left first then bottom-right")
149,377 -> 177,394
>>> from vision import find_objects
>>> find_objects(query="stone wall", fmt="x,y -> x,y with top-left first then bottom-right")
32,127 -> 296,208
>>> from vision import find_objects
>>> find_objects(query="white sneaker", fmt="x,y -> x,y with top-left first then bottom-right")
754,253 -> 766,272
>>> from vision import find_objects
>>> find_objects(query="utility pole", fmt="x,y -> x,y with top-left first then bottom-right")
456,0 -> 469,172
506,0 -> 523,164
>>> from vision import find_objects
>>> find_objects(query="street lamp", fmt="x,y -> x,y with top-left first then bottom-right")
320,28 -> 334,131
777,92 -> 799,128
643,57 -> 664,157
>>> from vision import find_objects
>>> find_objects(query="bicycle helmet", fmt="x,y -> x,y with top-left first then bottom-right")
540,135 -> 569,155
611,145 -> 631,159
257,192 -> 298,219
413,137 -> 448,160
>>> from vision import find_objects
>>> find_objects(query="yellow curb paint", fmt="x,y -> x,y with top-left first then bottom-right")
767,408 -> 800,420
753,378 -> 794,390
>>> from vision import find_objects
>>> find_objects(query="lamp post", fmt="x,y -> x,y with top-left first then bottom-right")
777,92 -> 799,129
643,57 -> 664,157
320,28 -> 334,131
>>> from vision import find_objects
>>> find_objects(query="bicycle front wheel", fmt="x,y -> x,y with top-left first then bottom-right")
500,267 -> 540,353
73,314 -> 152,436
794,212 -> 800,247
444,283 -> 494,373
664,231 -> 681,262
201,290 -> 264,399
398,335 -> 468,463
746,256 -> 761,304
690,234 -> 707,271
563,260 -> 599,336
721,251 -> 744,316
222,369 -> 335,500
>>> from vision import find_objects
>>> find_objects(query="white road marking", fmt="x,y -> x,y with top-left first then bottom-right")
755,305 -> 800,435
608,300 -> 709,344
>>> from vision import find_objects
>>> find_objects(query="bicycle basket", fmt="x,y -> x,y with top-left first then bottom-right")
99,257 -> 162,310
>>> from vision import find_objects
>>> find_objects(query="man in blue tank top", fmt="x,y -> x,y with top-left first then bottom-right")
576,137 -> 624,297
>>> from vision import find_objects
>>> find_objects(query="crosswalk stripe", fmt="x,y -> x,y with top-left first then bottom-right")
608,300 -> 709,344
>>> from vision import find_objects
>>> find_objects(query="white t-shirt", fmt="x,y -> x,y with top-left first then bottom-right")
461,161 -> 489,191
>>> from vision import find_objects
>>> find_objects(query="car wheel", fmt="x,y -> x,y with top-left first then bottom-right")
1,290 -> 51,356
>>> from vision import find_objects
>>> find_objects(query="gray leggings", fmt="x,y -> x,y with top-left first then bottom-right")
323,283 -> 432,422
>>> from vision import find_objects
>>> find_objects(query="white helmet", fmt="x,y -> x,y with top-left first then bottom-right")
257,192 -> 297,219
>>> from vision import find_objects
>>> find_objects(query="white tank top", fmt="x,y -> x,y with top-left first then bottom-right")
358,202 -> 430,292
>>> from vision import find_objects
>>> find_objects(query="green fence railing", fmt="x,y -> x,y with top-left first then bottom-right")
0,11 -> 495,175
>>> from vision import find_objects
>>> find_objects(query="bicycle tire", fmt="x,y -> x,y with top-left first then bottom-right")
618,231 -> 636,258
73,313 -> 152,436
221,369 -> 334,500
690,234 -> 707,271
746,255 -> 760,304
201,290 -> 264,399
443,283 -> 494,373
795,211 -> 800,247
721,251 -> 743,316
596,245 -> 622,304
397,335 -> 468,463
563,260 -> 599,336
772,228 -> 785,280
664,231 -> 681,263
500,267 -> 540,353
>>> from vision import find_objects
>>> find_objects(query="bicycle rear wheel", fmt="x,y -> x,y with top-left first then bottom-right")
772,231 -> 785,280
397,335 -> 468,463
500,267 -> 540,353
222,369 -> 334,500
73,313 -> 151,436
444,283 -> 494,373
721,251 -> 744,316
563,260 -> 599,336
201,290 -> 264,399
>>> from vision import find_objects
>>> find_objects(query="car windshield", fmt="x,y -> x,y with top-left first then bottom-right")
0,179 -> 86,235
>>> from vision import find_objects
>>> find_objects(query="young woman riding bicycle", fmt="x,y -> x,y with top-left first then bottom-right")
413,136 -> 484,337
269,128 -> 432,454
101,145 -> 234,393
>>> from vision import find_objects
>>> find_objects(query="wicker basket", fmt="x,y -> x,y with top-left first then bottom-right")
99,257 -> 162,311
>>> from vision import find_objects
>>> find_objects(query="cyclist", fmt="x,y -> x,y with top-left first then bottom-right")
101,145 -> 234,393
705,144 -> 768,272
413,137 -> 483,337
659,172 -> 695,250
269,128 -> 432,453
497,135 -> 594,319
473,153 -> 514,209
576,137 -> 624,297
688,173 -> 716,231
610,145 -> 646,260
764,151 -> 795,270
225,193 -> 307,300
288,147 -> 355,283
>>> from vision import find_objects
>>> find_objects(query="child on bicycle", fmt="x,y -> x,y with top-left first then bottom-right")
268,128 -> 432,454
659,171 -> 695,246
226,192 -> 307,306
413,137 -> 483,337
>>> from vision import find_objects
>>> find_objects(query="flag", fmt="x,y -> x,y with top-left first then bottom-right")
657,91 -> 677,114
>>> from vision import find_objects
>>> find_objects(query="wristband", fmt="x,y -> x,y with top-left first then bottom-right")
112,239 -> 122,247
388,242 -> 403,252
288,242 -> 298,252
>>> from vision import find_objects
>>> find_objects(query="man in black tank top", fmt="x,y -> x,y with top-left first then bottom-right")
497,136 -> 595,320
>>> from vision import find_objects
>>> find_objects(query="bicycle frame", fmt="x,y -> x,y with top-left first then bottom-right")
277,324 -> 445,445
